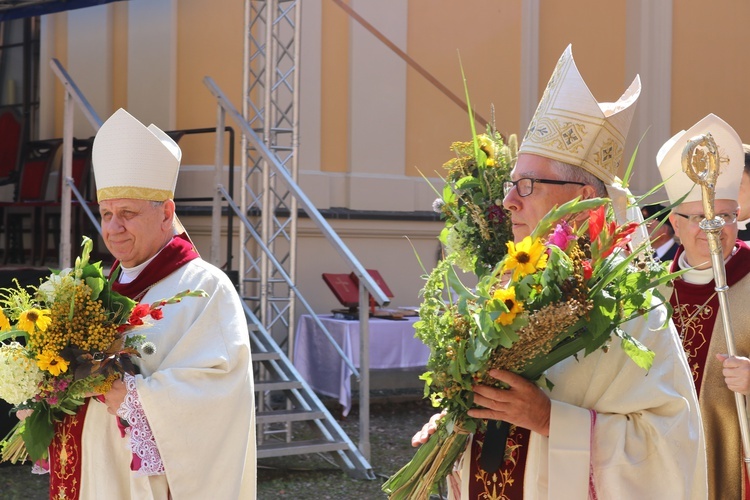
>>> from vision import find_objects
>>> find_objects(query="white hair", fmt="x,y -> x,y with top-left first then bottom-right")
550,160 -> 608,197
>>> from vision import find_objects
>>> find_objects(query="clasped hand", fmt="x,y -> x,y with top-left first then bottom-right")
102,379 -> 127,416
467,369 -> 551,437
15,379 -> 126,422
411,369 -> 552,447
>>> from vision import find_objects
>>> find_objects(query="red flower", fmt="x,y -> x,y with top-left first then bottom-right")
128,303 -> 151,325
602,222 -> 639,259
582,261 -> 593,281
588,205 -> 606,242
486,205 -> 507,224
150,308 -> 164,320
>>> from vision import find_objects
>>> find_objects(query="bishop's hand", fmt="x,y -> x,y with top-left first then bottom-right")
717,353 -> 750,395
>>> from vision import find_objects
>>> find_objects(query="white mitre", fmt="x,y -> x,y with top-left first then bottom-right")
519,44 -> 641,186
656,113 -> 743,205
92,108 -> 181,202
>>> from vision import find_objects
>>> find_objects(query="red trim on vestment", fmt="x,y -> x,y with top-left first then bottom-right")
49,400 -> 89,500
468,426 -> 529,499
110,233 -> 200,300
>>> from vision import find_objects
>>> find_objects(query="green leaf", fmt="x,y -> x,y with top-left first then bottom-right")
22,407 -> 55,462
618,329 -> 655,371
446,265 -> 477,301
85,276 -> 105,301
585,292 -> 617,353
419,372 -> 433,397
438,226 -> 450,246
458,52 -> 480,162
0,329 -> 28,343
455,176 -> 480,191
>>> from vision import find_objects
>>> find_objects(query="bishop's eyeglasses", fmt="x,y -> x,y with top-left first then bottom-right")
674,212 -> 738,225
503,177 -> 586,198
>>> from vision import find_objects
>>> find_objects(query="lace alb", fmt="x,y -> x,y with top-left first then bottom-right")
117,374 -> 165,477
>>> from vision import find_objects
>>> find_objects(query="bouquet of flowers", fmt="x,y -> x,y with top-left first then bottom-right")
382,198 -> 672,499
434,129 -> 517,277
0,237 -> 207,464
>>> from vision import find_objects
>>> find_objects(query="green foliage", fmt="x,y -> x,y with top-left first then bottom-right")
434,129 -> 516,277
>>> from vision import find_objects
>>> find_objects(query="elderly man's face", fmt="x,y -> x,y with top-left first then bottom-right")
99,198 -> 175,268
502,154 -> 593,241
669,199 -> 739,269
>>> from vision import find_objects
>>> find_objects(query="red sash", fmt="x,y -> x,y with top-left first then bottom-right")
48,400 -> 89,500
47,234 -> 199,499
110,233 -> 200,300
467,426 -> 529,499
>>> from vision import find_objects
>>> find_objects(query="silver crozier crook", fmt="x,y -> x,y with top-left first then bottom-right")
682,133 -> 750,477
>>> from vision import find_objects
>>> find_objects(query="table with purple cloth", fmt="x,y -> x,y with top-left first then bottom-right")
293,314 -> 429,416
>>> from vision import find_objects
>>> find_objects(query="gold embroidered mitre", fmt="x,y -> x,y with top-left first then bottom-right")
92,108 -> 181,202
519,44 -> 641,185
656,113 -> 743,205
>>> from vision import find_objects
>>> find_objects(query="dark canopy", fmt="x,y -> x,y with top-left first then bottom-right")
0,0 -> 126,21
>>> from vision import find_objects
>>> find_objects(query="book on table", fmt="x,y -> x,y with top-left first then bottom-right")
322,269 -> 413,320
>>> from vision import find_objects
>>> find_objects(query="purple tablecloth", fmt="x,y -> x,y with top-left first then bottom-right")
293,314 -> 429,415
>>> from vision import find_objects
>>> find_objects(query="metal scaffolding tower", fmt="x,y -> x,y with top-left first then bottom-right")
242,0 -> 300,347
237,0 -> 376,478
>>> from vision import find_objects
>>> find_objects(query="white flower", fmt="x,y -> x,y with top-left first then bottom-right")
0,342 -> 44,405
36,269 -> 78,304
432,198 -> 445,213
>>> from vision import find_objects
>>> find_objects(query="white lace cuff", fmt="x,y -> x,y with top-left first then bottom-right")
117,374 -> 165,477
31,461 -> 49,475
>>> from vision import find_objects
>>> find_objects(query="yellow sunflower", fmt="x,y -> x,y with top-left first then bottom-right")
0,309 -> 10,331
36,351 -> 69,376
17,308 -> 52,335
503,236 -> 548,280
478,134 -> 497,167
493,287 -> 524,325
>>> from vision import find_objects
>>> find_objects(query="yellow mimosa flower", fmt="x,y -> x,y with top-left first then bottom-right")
493,287 -> 524,325
503,237 -> 548,280
36,352 -> 69,376
17,308 -> 52,334
0,309 -> 10,331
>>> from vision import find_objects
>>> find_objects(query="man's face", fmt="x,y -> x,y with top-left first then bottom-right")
644,216 -> 672,246
99,198 -> 175,268
502,154 -> 591,241
669,199 -> 739,269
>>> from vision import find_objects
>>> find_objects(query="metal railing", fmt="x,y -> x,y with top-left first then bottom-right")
49,58 -> 103,269
204,75 -> 387,459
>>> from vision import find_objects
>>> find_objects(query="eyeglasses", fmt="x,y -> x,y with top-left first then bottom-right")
503,177 -> 586,198
674,212 -> 738,225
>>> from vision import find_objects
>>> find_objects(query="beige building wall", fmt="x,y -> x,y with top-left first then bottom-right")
35,0 -> 750,316
672,1 -> 750,141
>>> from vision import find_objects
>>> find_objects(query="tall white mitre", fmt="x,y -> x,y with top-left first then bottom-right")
656,113 -> 744,205
519,44 -> 641,186
92,108 -> 182,203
